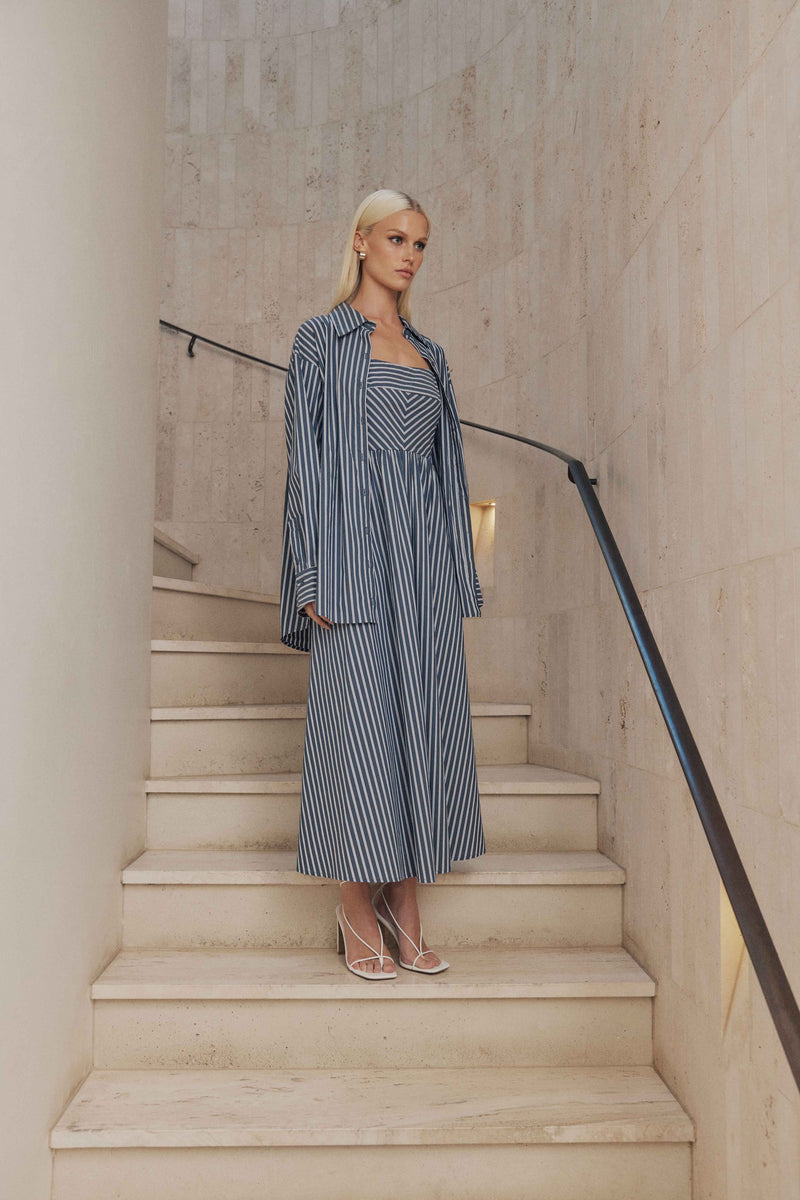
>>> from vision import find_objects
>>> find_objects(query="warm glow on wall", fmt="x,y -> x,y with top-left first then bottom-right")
720,879 -> 746,1034
469,500 -> 495,591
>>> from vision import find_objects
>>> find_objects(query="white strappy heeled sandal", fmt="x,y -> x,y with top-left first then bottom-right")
335,902 -> 397,980
371,883 -> 450,974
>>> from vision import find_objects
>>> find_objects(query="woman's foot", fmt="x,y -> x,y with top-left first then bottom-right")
339,881 -> 396,974
373,878 -> 443,970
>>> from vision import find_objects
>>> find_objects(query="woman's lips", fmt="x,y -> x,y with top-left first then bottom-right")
396,269 -> 412,277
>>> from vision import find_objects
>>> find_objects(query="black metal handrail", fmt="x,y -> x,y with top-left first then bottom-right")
160,320 -> 290,371
159,317 -> 800,1093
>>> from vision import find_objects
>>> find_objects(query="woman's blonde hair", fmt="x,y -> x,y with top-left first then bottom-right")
330,189 -> 430,321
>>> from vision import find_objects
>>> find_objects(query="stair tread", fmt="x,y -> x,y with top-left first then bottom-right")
151,700 -> 532,719
92,945 -> 653,999
50,1064 -> 694,1148
153,576 -> 278,604
144,762 -> 600,794
152,639 -> 298,654
122,848 -> 624,885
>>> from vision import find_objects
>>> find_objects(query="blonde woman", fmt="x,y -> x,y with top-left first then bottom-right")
280,189 -> 485,978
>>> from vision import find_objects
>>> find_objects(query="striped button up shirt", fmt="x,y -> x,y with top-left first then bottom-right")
279,299 -> 484,652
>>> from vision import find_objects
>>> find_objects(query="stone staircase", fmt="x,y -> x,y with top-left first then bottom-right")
50,575 -> 694,1199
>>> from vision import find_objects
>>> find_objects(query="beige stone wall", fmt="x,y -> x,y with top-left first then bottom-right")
157,2 -> 800,1194
1,2 -> 167,1194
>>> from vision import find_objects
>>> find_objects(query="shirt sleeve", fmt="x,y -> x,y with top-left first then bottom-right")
283,339 -> 323,614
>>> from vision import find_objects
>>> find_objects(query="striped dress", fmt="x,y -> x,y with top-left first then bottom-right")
295,356 -> 486,884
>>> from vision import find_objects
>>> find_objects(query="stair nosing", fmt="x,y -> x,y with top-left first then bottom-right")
121,849 -> 625,886
91,945 -> 655,1000
152,639 -> 298,654
153,576 -> 278,604
144,764 -> 601,795
150,701 -> 533,721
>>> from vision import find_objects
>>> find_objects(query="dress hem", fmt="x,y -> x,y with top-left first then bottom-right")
294,846 -> 486,886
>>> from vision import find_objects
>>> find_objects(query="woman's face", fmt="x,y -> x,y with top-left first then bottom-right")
355,210 -> 429,292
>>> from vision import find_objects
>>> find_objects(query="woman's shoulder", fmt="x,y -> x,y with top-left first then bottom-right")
291,304 -> 359,358
290,312 -> 329,367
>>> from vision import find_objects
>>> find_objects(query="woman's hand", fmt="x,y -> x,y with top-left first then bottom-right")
303,600 -> 333,630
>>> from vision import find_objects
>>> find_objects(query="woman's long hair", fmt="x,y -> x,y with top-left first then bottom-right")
330,189 -> 430,321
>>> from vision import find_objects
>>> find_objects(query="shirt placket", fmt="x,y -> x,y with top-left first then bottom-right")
358,323 -> 375,607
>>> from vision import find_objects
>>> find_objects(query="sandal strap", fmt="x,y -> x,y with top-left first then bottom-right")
341,904 -> 391,969
375,884 -> 432,968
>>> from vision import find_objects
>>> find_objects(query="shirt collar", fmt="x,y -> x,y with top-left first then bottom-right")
329,300 -> 429,346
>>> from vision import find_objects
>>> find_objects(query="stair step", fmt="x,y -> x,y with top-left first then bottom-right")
149,702 -> 531,774
122,848 -> 622,886
143,762 -> 601,793
53,1148 -> 692,1200
51,1068 -> 694,1196
151,576 -> 280,643
152,639 -> 293,653
153,531 -> 197,581
121,850 -> 624,950
91,945 -> 655,1070
93,945 -> 652,999
152,576 -> 279,604
151,639 -> 310,707
51,1064 -> 694,1148
150,701 -> 532,719
144,763 -> 600,851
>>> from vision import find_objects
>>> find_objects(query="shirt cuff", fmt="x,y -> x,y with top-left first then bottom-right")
473,565 -> 484,607
295,565 -> 317,613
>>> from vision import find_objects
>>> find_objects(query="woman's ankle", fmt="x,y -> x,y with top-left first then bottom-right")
340,880 -> 372,908
384,876 -> 415,896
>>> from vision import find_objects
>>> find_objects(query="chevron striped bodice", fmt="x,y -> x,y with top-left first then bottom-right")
365,358 -> 442,461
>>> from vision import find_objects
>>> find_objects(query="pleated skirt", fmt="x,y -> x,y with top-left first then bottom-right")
295,358 -> 485,884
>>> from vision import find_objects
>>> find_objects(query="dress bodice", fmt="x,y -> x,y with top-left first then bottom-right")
365,359 -> 442,460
